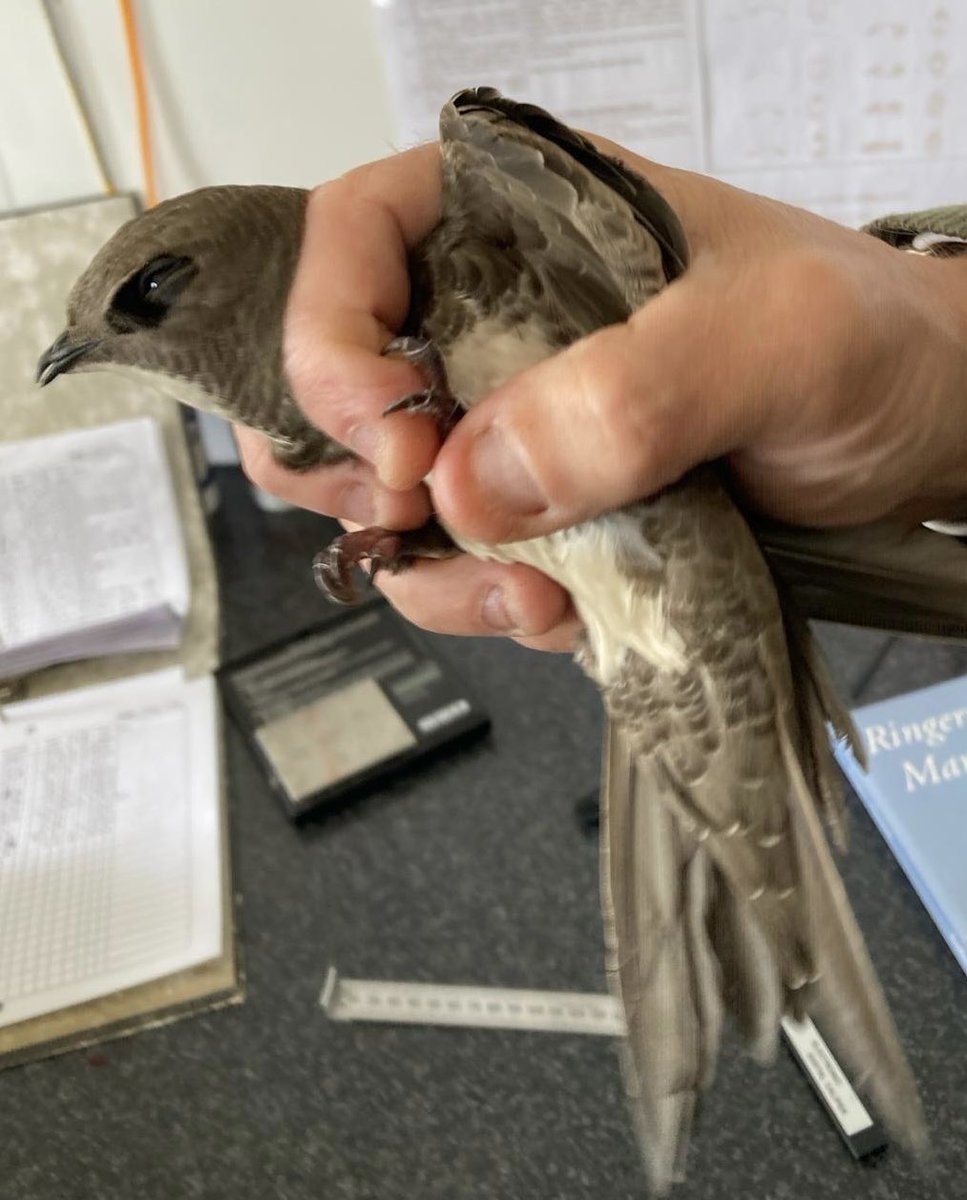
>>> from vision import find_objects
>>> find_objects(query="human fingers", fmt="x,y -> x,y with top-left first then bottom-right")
238,427 -> 581,649
428,254 -> 802,544
236,425 -> 433,528
283,143 -> 445,492
373,552 -> 577,642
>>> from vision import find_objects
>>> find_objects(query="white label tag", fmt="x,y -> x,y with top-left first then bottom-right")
780,1015 -> 874,1138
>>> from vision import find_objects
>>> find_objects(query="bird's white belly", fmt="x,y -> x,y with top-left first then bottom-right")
438,322 -> 686,682
449,513 -> 687,683
445,316 -> 560,407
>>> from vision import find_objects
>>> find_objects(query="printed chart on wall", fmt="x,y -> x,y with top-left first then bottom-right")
372,0 -> 967,227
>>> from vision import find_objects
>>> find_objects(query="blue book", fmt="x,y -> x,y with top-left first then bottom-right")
833,674 -> 967,977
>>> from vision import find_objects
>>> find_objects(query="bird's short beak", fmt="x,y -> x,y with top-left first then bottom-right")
36,331 -> 100,387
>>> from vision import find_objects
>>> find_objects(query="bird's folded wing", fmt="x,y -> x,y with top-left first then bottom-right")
600,720 -> 726,1193
756,517 -> 967,640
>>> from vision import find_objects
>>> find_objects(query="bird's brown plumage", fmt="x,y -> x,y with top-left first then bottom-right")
40,86 -> 964,1192
42,185 -> 344,469
405,95 -> 931,1186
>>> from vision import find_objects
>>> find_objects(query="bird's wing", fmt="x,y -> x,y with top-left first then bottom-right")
600,476 -> 924,1192
429,90 -> 927,1190
414,88 -> 687,361
757,516 -> 967,639
435,90 -> 967,643
443,86 -> 688,280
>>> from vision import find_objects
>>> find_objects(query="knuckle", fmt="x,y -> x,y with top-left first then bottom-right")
281,325 -> 361,445
281,325 -> 321,402
760,249 -> 868,399
306,170 -> 370,217
334,161 -> 383,204
571,334 -> 678,494
281,320 -> 323,410
313,166 -> 390,234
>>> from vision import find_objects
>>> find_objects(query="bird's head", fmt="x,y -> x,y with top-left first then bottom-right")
37,185 -> 317,452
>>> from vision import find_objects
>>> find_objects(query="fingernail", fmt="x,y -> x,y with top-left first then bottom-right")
470,427 -> 546,515
348,423 -> 381,464
481,585 -> 514,632
341,482 -> 374,526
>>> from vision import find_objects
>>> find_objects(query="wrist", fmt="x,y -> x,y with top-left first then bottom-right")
907,251 -> 967,518
927,252 -> 967,343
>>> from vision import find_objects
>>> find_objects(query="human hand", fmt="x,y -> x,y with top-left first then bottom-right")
238,139 -> 967,652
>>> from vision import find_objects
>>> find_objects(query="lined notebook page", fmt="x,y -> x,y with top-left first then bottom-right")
0,670 -> 221,1028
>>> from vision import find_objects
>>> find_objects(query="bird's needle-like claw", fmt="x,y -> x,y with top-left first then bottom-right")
383,390 -> 447,417
312,519 -> 462,604
381,336 -> 461,434
312,527 -> 403,605
381,335 -> 444,372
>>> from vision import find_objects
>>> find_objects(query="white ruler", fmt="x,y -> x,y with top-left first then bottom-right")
321,968 -> 625,1036
320,968 -> 885,1157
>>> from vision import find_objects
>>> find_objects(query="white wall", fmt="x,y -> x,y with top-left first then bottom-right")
2,0 -> 398,462
1,0 -> 398,210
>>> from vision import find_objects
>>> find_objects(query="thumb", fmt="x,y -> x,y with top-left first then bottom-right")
431,265 -> 778,543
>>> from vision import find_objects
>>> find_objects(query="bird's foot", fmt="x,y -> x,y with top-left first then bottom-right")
313,528 -> 404,604
381,336 -> 461,435
313,519 -> 459,605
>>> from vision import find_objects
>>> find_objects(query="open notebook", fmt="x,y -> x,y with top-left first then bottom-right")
0,669 -> 237,1064
0,194 -> 239,1065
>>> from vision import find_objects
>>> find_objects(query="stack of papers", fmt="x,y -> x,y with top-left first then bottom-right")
0,417 -> 189,679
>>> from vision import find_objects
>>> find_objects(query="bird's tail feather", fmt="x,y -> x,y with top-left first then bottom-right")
602,693 -> 926,1195
780,602 -> 863,850
776,714 -> 928,1151
774,611 -> 926,1149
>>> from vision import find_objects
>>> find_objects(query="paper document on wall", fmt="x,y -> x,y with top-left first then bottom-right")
0,670 -> 222,1029
374,0 -> 706,169
373,0 -> 967,226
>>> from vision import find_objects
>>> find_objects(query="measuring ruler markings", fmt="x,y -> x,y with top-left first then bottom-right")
321,969 -> 625,1036
320,968 -> 886,1157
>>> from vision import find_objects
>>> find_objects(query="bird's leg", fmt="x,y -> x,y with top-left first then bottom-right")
313,517 -> 458,605
381,335 -> 461,435
314,339 -> 463,605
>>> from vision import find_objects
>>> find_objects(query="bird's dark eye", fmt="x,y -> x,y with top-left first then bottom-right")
108,254 -> 196,331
